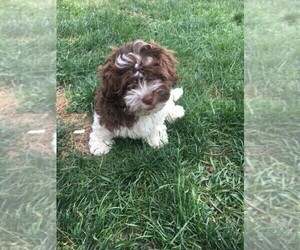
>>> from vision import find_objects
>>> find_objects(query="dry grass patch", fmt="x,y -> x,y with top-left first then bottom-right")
56,88 -> 91,154
0,87 -> 19,116
0,86 -> 55,155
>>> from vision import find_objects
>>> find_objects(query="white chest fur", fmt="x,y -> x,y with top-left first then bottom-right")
114,107 -> 166,139
89,88 -> 185,155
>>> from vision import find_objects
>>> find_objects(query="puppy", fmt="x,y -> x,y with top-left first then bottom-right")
89,40 -> 185,155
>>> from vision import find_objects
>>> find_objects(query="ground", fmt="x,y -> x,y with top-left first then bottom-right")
0,0 -> 56,248
57,0 -> 244,249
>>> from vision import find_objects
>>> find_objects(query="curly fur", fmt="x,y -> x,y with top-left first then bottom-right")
94,40 -> 178,131
89,40 -> 184,155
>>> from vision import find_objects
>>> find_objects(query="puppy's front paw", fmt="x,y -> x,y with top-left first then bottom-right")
171,88 -> 183,102
166,105 -> 185,123
147,135 -> 168,148
89,132 -> 113,155
146,125 -> 168,148
89,142 -> 112,156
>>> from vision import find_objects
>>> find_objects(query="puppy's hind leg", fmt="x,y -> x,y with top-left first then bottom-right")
89,112 -> 114,156
146,124 -> 168,148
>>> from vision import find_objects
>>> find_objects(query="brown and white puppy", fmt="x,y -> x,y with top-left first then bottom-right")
89,40 -> 184,155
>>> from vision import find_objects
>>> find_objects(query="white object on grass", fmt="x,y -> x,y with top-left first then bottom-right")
27,129 -> 46,134
73,129 -> 85,134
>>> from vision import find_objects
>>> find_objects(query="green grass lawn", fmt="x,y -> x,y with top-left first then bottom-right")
0,0 -> 56,113
57,0 -> 244,249
244,1 -> 300,249
0,0 -> 56,249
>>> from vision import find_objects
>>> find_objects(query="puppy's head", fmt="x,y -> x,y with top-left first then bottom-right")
98,40 -> 178,116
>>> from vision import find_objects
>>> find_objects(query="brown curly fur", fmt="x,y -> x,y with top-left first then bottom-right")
94,40 -> 179,132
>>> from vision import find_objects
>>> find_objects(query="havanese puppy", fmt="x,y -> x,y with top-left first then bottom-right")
89,40 -> 185,155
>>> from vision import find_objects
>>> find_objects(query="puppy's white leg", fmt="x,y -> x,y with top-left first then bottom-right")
166,104 -> 185,123
146,124 -> 168,148
89,112 -> 114,156
89,130 -> 113,156
171,87 -> 183,102
165,88 -> 185,123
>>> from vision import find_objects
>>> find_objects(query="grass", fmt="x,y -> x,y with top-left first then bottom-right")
0,122 -> 56,249
244,0 -> 300,249
0,0 -> 56,249
57,0 -> 243,249
0,0 -> 56,113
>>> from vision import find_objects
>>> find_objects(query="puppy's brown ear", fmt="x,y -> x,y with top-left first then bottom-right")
98,70 -> 115,99
97,53 -> 124,99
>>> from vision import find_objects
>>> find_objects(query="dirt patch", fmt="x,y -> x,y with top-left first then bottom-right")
0,86 -> 55,155
56,88 -> 91,154
70,127 -> 91,154
0,87 -> 19,115
56,88 -> 91,128
0,87 -> 92,155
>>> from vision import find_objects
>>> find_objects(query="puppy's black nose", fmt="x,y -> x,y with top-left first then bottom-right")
142,94 -> 154,105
